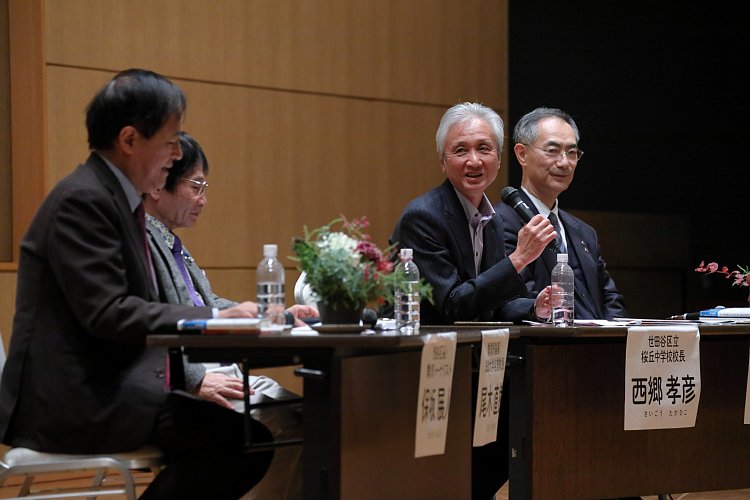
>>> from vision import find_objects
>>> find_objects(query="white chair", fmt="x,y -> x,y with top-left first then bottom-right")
0,331 -> 164,499
293,271 -> 319,306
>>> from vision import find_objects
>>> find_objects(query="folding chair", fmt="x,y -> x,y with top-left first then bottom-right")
0,331 -> 164,499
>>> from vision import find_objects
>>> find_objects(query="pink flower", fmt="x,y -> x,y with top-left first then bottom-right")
696,261 -> 749,290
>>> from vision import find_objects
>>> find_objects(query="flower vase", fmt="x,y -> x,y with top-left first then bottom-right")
317,302 -> 363,325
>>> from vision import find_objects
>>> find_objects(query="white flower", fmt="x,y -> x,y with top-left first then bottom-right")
317,231 -> 361,266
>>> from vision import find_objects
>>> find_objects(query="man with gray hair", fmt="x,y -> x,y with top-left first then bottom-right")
390,102 -> 556,325
390,102 -> 557,498
496,107 -> 626,321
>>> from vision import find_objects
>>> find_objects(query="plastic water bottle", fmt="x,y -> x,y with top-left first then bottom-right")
395,248 -> 420,334
551,253 -> 575,327
256,244 -> 285,326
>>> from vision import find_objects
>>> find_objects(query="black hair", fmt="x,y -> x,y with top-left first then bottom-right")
86,68 -> 186,150
163,131 -> 209,192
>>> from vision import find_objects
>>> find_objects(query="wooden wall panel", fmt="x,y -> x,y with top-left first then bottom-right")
44,0 -> 507,108
178,78 -> 449,263
0,270 -> 16,352
45,67 -> 111,184
8,0 -> 47,260
46,66 -> 449,266
0,0 -> 10,261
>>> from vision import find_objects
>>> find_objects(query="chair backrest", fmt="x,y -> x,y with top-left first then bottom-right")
294,272 -> 319,306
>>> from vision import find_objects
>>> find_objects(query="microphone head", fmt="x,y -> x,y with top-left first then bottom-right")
500,186 -> 518,202
360,308 -> 378,328
501,185 -> 535,224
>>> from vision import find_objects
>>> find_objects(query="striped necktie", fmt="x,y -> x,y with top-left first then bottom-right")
548,212 -> 566,253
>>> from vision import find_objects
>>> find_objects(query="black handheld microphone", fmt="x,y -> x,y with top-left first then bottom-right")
500,186 -> 560,253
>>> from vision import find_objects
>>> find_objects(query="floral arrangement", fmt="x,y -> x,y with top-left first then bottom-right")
695,261 -> 750,290
291,216 -> 432,311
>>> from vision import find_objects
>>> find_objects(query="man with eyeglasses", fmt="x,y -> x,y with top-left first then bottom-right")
0,69 -> 275,499
143,131 -> 315,499
496,107 -> 626,321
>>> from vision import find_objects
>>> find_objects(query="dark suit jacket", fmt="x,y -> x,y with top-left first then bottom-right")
495,189 -> 626,320
390,180 -> 533,325
0,153 -> 210,453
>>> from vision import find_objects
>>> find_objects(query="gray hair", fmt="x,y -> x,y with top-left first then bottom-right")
435,102 -> 504,158
513,107 -> 580,145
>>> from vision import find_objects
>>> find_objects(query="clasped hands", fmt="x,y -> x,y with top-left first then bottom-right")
218,301 -> 318,326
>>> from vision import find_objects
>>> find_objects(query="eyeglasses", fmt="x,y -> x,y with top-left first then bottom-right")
183,178 -> 208,196
528,145 -> 584,163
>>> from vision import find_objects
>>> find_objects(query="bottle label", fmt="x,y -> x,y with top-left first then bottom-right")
395,281 -> 420,334
257,282 -> 285,324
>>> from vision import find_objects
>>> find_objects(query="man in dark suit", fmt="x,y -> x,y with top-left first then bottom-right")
496,107 -> 626,321
0,69 -> 273,499
390,102 -> 557,499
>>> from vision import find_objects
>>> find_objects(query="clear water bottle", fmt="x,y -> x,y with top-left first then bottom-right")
395,248 -> 420,335
256,244 -> 286,326
551,253 -> 575,327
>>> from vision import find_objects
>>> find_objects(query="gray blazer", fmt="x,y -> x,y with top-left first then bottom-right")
146,218 -> 238,390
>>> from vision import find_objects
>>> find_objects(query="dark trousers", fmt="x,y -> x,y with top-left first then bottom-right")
142,391 -> 274,500
471,366 -> 510,500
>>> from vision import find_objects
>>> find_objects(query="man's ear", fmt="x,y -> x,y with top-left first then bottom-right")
118,126 -> 138,154
513,143 -> 528,166
146,187 -> 162,202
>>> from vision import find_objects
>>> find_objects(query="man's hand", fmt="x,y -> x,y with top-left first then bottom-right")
533,286 -> 553,321
217,301 -> 319,326
218,301 -> 259,318
286,304 -> 319,326
509,214 -> 556,273
193,372 -> 250,410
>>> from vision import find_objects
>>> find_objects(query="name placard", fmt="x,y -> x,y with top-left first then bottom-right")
414,332 -> 457,458
473,328 -> 509,447
624,325 -> 701,430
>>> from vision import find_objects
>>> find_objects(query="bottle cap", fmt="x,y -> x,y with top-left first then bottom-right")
556,253 -> 568,263
400,248 -> 413,259
263,244 -> 278,257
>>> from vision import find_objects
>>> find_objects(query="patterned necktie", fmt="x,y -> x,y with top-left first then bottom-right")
548,212 -> 566,253
172,234 -> 205,307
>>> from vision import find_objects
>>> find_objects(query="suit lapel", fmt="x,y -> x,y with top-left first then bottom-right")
440,182 -> 478,278
186,258 -> 213,307
146,223 -> 197,306
480,218 -> 503,272
87,155 -> 156,300
560,212 -> 602,318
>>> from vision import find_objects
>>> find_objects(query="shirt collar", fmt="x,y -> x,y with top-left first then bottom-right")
453,186 -> 495,226
146,213 -> 176,250
521,186 -> 560,219
97,152 -> 142,212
